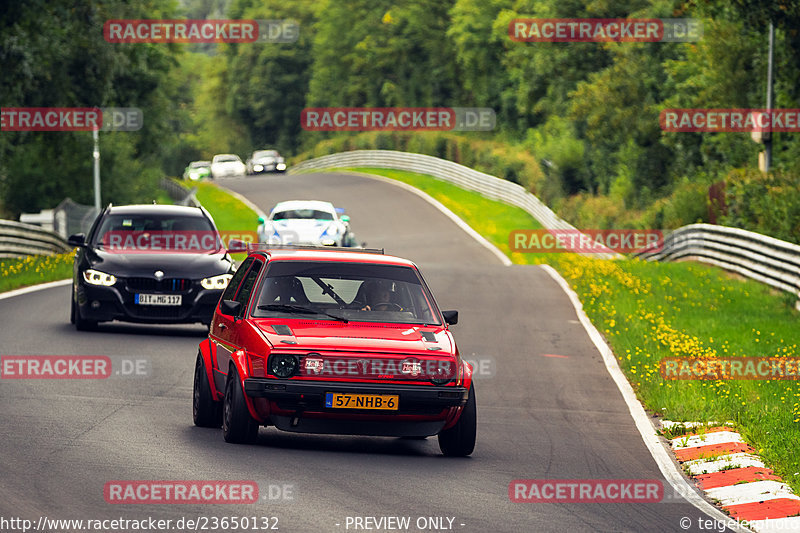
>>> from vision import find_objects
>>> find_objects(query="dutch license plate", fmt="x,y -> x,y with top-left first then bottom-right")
135,293 -> 182,306
325,392 -> 399,410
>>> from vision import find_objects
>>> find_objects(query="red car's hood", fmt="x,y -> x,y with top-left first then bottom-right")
253,319 -> 454,355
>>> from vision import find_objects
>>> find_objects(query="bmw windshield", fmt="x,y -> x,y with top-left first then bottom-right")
93,213 -> 221,253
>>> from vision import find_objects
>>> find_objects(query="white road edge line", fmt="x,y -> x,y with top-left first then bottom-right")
0,279 -> 71,300
332,170 -> 512,266
215,183 -> 269,220
539,263 -> 752,532
316,168 -> 746,530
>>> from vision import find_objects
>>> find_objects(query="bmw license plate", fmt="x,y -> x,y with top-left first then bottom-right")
325,392 -> 398,410
135,293 -> 182,306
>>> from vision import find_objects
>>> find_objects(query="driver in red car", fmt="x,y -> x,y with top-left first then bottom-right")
261,276 -> 309,305
361,280 -> 398,311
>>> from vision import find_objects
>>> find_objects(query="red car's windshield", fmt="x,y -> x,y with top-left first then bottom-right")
252,261 -> 441,325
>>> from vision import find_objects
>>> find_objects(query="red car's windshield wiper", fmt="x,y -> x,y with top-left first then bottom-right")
257,304 -> 348,323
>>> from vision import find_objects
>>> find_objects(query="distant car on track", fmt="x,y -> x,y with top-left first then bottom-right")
193,246 -> 476,456
183,160 -> 211,181
257,200 -> 357,247
246,149 -> 286,174
68,204 -> 235,330
210,154 -> 246,178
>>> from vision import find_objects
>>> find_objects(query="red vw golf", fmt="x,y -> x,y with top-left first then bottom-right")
193,247 -> 476,456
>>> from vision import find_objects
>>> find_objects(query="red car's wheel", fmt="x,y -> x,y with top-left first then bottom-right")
438,383 -> 476,457
222,366 -> 259,444
193,353 -> 222,428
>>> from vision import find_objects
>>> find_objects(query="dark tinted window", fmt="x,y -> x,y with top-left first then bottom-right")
272,209 -> 334,221
92,213 -> 217,252
234,260 -> 262,308
221,257 -> 253,301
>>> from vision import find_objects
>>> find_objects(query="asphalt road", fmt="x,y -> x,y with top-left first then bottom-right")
0,171 -> 728,532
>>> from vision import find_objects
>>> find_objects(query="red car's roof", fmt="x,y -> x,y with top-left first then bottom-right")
251,248 -> 417,268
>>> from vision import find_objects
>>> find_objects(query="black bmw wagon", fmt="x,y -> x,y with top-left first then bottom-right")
69,204 -> 235,330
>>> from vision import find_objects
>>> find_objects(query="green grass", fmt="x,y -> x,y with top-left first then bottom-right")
0,253 -> 74,293
155,189 -> 173,205
193,181 -> 260,234
348,166 -> 800,492
193,181 -> 259,262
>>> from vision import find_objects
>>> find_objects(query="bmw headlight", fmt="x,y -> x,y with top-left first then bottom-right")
83,269 -> 117,286
276,162 -> 286,170
201,273 -> 233,290
254,164 -> 263,172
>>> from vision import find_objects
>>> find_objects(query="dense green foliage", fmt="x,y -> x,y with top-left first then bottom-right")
3,0 -> 800,238
0,0 -> 184,217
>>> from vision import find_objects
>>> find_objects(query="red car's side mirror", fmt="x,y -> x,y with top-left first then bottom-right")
219,299 -> 242,318
442,310 -> 458,326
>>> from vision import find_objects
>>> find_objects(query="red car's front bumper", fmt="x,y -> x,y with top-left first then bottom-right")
243,378 -> 468,436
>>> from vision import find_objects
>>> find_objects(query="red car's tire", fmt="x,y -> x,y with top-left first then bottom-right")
193,353 -> 222,428
222,366 -> 259,444
438,383 -> 476,457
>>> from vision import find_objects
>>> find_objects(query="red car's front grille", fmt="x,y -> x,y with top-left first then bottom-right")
278,352 -> 456,383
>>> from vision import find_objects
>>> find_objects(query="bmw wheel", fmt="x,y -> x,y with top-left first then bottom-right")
72,291 -> 97,331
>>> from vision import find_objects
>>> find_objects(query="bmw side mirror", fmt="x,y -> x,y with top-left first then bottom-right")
340,215 -> 350,223
442,310 -> 458,326
257,216 -> 265,224
68,233 -> 86,247
220,299 -> 242,318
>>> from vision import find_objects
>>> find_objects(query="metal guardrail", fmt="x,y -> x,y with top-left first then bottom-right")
4,180 -> 195,259
290,149 -> 576,230
0,219 -> 72,259
291,151 -> 800,298
160,177 -> 200,207
289,150 -> 619,259
636,223 -> 800,298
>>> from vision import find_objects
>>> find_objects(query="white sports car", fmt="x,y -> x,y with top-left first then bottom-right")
210,154 -> 246,178
257,200 -> 358,247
